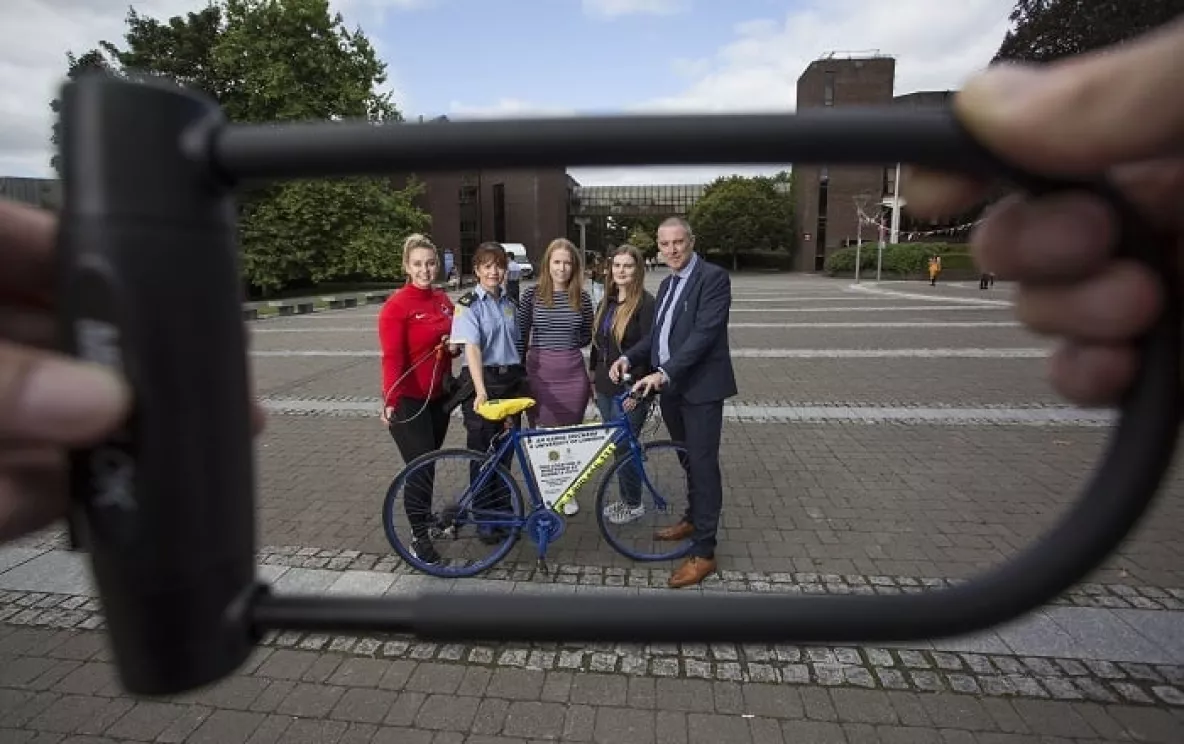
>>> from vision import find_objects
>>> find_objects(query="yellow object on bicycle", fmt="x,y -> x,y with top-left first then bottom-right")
476,397 -> 536,420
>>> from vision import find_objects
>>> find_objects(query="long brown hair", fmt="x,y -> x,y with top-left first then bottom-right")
536,238 -> 584,311
593,244 -> 646,347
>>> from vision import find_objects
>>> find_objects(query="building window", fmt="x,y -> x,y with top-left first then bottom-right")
815,172 -> 829,271
492,183 -> 506,243
823,72 -> 835,106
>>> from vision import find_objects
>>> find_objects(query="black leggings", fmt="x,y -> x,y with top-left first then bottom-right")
389,396 -> 451,539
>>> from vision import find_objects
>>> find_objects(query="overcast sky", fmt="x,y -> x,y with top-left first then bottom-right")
0,0 -> 1015,185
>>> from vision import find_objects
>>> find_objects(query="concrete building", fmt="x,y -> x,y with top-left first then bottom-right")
791,52 -> 958,271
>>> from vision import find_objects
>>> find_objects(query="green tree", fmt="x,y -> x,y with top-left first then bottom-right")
688,175 -> 794,271
626,225 -> 655,258
48,50 -> 115,175
49,0 -> 428,295
993,0 -> 1184,63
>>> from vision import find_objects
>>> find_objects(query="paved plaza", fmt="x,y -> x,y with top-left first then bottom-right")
2,270 -> 1184,742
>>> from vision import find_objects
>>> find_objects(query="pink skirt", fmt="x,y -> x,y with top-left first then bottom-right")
525,348 -> 591,427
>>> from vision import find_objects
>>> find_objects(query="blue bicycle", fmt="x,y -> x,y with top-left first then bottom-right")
382,379 -> 694,577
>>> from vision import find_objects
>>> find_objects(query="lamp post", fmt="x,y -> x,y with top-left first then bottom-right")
574,216 -> 592,269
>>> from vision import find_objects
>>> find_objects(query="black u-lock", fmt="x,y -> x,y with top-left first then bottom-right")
53,72 -> 1180,697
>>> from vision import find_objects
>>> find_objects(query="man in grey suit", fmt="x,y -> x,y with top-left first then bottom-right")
609,216 -> 737,588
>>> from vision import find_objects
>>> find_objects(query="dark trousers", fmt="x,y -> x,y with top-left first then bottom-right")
388,396 -> 451,539
459,365 -> 528,515
507,280 -> 520,303
659,393 -> 724,558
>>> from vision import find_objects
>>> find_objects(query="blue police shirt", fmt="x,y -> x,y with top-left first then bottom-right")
450,285 -> 521,367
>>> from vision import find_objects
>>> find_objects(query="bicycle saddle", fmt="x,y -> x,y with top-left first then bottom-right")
477,397 -> 537,420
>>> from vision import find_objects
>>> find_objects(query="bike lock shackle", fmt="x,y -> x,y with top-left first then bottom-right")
54,72 -> 1181,697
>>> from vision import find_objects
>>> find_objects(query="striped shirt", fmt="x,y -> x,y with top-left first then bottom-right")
516,286 -> 594,358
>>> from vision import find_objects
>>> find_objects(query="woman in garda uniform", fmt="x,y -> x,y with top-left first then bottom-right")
588,244 -> 656,525
515,237 -> 595,514
378,233 -> 458,564
450,242 -> 529,543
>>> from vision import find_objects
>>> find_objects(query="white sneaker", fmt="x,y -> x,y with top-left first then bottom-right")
603,501 -> 645,525
563,498 -> 580,516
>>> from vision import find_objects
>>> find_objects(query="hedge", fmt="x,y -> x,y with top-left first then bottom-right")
824,242 -> 979,278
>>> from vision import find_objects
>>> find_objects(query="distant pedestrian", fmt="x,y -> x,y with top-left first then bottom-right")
506,255 -> 522,302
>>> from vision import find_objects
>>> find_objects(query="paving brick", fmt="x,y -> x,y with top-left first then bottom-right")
330,686 -> 398,724
274,681 -> 346,717
105,701 -> 190,740
501,701 -> 567,739
570,672 -> 628,706
186,709 -> 267,744
485,668 -> 546,700
414,693 -> 479,731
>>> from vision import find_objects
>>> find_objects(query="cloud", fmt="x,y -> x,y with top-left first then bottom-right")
0,0 -> 406,179
581,0 -> 690,19
447,98 -> 579,119
569,0 -> 1014,184
633,0 -> 1013,115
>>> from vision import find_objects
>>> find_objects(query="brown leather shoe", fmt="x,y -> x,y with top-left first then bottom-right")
654,520 -> 693,541
668,556 -> 716,588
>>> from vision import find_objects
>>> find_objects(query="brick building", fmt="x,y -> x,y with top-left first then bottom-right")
389,165 -> 573,275
790,53 -> 958,271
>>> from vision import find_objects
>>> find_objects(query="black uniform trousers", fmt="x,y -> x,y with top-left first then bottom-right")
388,395 -> 451,539
459,364 -> 529,516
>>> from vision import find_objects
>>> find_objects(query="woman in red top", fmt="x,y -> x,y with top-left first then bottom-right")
379,234 -> 457,563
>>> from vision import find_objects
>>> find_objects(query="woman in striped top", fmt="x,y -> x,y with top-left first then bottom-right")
517,238 -> 595,511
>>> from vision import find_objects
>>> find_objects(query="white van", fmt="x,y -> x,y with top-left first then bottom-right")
501,243 -> 534,279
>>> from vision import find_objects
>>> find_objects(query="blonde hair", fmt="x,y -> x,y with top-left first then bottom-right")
593,244 -> 646,347
536,238 -> 584,311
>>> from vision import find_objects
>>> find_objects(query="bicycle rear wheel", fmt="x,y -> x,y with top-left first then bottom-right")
595,440 -> 695,562
383,448 -> 525,578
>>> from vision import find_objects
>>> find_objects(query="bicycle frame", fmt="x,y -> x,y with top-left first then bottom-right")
458,390 -> 659,554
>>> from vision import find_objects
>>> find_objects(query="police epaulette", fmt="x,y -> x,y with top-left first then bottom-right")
456,292 -> 475,307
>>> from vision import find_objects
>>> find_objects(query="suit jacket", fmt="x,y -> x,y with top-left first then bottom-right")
624,255 -> 738,404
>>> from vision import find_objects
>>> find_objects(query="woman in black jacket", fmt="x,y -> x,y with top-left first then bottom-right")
588,243 -> 656,525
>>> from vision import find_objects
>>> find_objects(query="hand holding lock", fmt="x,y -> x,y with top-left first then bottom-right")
28,17 -> 1184,697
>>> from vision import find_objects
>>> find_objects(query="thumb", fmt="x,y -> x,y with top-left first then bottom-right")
956,18 -> 1184,176
0,342 -> 131,445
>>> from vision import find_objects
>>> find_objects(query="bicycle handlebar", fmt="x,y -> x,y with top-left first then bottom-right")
55,72 -> 1180,697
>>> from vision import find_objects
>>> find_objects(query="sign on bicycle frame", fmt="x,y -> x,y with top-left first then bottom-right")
521,424 -> 618,510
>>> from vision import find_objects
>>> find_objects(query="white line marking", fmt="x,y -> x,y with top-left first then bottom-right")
252,321 -> 1026,333
731,296 -> 870,302
258,396 -> 1113,426
250,347 -> 1049,359
730,322 -> 1021,329
848,282 -> 1012,307
730,305 -> 1012,313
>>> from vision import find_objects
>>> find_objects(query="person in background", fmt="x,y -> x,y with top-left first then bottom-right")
378,233 -> 458,564
506,254 -> 522,303
450,242 -> 528,541
589,243 -> 656,525
516,237 -> 594,514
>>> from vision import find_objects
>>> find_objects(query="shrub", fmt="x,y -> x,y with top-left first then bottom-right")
824,242 -> 977,277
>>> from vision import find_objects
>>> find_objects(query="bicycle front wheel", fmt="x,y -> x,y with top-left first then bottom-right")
383,448 -> 525,578
595,440 -> 695,562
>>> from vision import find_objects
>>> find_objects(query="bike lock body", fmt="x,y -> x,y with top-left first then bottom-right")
56,73 -> 260,696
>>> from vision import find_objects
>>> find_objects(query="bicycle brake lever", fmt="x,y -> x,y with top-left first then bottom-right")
55,72 -> 1179,697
